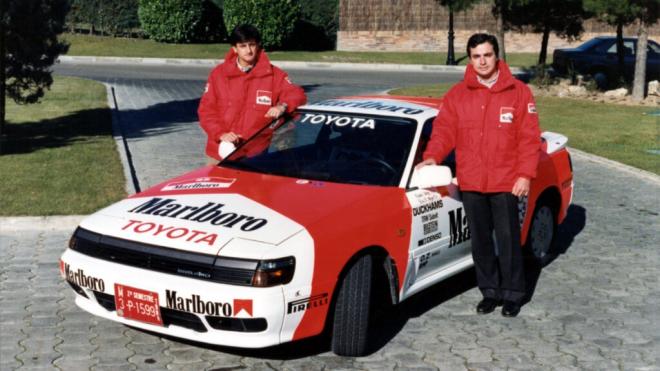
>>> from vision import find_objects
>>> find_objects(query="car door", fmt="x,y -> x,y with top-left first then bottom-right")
400,120 -> 473,300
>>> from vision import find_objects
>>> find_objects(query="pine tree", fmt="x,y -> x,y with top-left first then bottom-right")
1,0 -> 69,137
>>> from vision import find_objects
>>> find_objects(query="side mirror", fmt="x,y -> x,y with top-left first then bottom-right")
409,165 -> 453,189
219,141 -> 236,159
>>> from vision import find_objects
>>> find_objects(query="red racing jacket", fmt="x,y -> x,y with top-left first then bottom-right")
423,61 -> 541,193
198,49 -> 307,160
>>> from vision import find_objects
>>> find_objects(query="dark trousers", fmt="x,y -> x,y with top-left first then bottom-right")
462,191 -> 525,303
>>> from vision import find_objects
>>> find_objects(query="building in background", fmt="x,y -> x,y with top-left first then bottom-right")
338,0 -> 660,54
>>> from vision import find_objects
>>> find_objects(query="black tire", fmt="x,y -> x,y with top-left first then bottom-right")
331,254 -> 373,356
593,71 -> 608,90
526,199 -> 557,265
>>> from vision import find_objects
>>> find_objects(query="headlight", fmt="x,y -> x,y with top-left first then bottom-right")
251,257 -> 295,287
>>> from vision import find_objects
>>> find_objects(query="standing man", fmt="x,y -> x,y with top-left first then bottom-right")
418,33 -> 541,317
198,24 -> 306,164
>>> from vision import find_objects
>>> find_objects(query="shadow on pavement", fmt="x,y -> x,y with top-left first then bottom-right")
523,204 -> 587,304
128,204 -> 587,360
112,83 -> 328,140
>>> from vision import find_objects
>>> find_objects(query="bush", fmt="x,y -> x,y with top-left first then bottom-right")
286,0 -> 338,50
67,0 -> 140,36
138,0 -> 204,43
195,0 -> 227,43
223,0 -> 300,49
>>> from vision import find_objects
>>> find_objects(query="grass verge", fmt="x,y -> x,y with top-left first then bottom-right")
390,84 -> 659,175
63,34 -> 540,67
0,76 -> 126,216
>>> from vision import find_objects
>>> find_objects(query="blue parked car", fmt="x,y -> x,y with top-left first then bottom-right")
552,36 -> 660,88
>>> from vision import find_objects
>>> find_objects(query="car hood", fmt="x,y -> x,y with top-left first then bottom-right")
80,165 -> 400,257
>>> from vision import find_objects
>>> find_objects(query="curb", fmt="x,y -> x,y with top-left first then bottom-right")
569,147 -> 660,185
105,83 -> 139,196
0,215 -> 86,232
57,55 -> 473,73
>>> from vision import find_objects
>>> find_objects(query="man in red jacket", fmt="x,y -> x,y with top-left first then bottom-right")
198,24 -> 306,164
418,34 -> 541,317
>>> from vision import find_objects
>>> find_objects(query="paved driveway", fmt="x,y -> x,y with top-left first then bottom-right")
1,63 -> 659,370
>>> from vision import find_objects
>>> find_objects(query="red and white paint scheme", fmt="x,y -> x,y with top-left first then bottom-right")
61,95 -> 573,356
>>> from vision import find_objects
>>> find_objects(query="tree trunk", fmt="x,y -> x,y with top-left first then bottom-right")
446,6 -> 455,65
0,7 -> 6,141
632,21 -> 648,101
616,22 -> 626,84
496,6 -> 506,61
538,25 -> 550,67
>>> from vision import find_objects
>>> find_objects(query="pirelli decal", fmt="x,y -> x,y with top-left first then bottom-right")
287,293 -> 329,314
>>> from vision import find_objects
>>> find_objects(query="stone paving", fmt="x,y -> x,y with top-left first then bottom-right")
2,151 -> 659,370
2,66 -> 660,370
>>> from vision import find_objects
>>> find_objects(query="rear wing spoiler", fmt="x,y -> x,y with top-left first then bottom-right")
541,131 -> 568,154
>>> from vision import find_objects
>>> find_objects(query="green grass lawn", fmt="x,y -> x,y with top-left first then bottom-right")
63,34 -> 540,67
0,76 -> 126,215
390,83 -> 659,175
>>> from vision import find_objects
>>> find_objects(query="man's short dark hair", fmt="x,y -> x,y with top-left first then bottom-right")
229,24 -> 261,46
466,33 -> 499,58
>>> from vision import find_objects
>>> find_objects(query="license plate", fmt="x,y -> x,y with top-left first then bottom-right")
114,284 -> 163,326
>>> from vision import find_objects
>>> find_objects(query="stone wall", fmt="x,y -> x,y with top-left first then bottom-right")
338,0 -> 660,53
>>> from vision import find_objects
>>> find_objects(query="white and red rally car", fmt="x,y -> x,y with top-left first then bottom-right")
61,96 -> 573,356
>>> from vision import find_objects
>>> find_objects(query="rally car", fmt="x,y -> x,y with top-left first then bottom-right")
60,96 -> 573,356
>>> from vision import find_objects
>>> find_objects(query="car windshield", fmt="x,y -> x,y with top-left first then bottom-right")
221,110 -> 417,186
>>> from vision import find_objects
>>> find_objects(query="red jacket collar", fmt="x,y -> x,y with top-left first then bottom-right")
221,48 -> 273,77
464,60 -> 515,92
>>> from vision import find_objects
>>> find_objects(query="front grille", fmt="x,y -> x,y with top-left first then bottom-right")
94,291 -> 116,311
206,315 -> 267,332
161,307 -> 207,332
71,228 -> 256,285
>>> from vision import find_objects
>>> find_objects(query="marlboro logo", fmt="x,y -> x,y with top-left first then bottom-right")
127,197 -> 268,232
161,177 -> 236,191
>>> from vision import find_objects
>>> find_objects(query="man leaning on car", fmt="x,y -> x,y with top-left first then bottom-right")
198,24 -> 307,165
417,33 -> 541,317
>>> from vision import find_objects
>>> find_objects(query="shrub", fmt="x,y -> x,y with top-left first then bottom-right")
286,0 -> 338,50
223,0 -> 300,49
67,0 -> 139,36
195,0 -> 227,43
138,0 -> 204,43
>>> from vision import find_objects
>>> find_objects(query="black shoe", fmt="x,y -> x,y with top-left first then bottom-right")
476,298 -> 501,314
501,301 -> 521,317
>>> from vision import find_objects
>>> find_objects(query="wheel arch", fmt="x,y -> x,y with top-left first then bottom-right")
323,245 -> 400,331
523,186 -> 562,245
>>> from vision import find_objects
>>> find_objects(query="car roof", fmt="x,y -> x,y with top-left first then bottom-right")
300,95 -> 441,121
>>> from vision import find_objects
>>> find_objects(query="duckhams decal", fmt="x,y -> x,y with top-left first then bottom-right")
161,177 -> 236,191
128,198 -> 268,232
165,290 -> 253,317
64,263 -> 106,292
299,113 -> 375,130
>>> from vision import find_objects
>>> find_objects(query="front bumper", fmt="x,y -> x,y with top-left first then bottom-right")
61,248 -> 288,348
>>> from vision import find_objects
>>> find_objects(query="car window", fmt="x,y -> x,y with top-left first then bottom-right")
648,41 -> 660,54
221,110 -> 417,186
576,38 -> 606,51
607,41 -> 635,55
